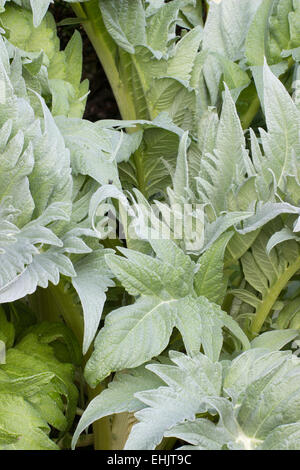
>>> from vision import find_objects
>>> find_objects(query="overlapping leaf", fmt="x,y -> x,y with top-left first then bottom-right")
126,349 -> 300,450
0,318 -> 79,449
85,239 -> 249,386
0,4 -> 89,118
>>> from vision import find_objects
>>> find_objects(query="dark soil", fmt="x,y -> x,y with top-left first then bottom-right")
50,2 -> 120,122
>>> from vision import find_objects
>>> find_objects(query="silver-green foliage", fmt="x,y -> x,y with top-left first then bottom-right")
0,0 -> 88,27
1,0 -> 300,452
78,60 -> 300,450
85,238 -> 249,386
75,346 -> 300,450
0,28 -> 139,354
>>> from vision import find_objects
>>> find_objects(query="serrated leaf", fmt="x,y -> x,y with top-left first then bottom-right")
125,351 -> 222,450
266,227 -> 300,253
165,418 -> 231,450
197,87 -> 247,213
85,295 -> 176,386
261,63 -> 300,188
251,329 -> 299,351
0,394 -> 57,450
237,202 -> 300,234
99,0 -> 146,53
85,271 -> 248,386
161,350 -> 300,450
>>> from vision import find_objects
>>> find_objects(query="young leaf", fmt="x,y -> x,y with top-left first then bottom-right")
197,86 -> 247,213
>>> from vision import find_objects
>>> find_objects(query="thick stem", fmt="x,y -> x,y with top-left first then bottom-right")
72,1 -> 136,120
111,412 -> 137,450
251,257 -> 300,335
72,2 -> 150,196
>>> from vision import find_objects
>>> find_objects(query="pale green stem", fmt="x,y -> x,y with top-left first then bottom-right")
251,257 -> 300,335
72,1 -> 136,120
88,383 -> 113,450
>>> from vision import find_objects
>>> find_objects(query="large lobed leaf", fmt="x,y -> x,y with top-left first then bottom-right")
85,239 -> 249,386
